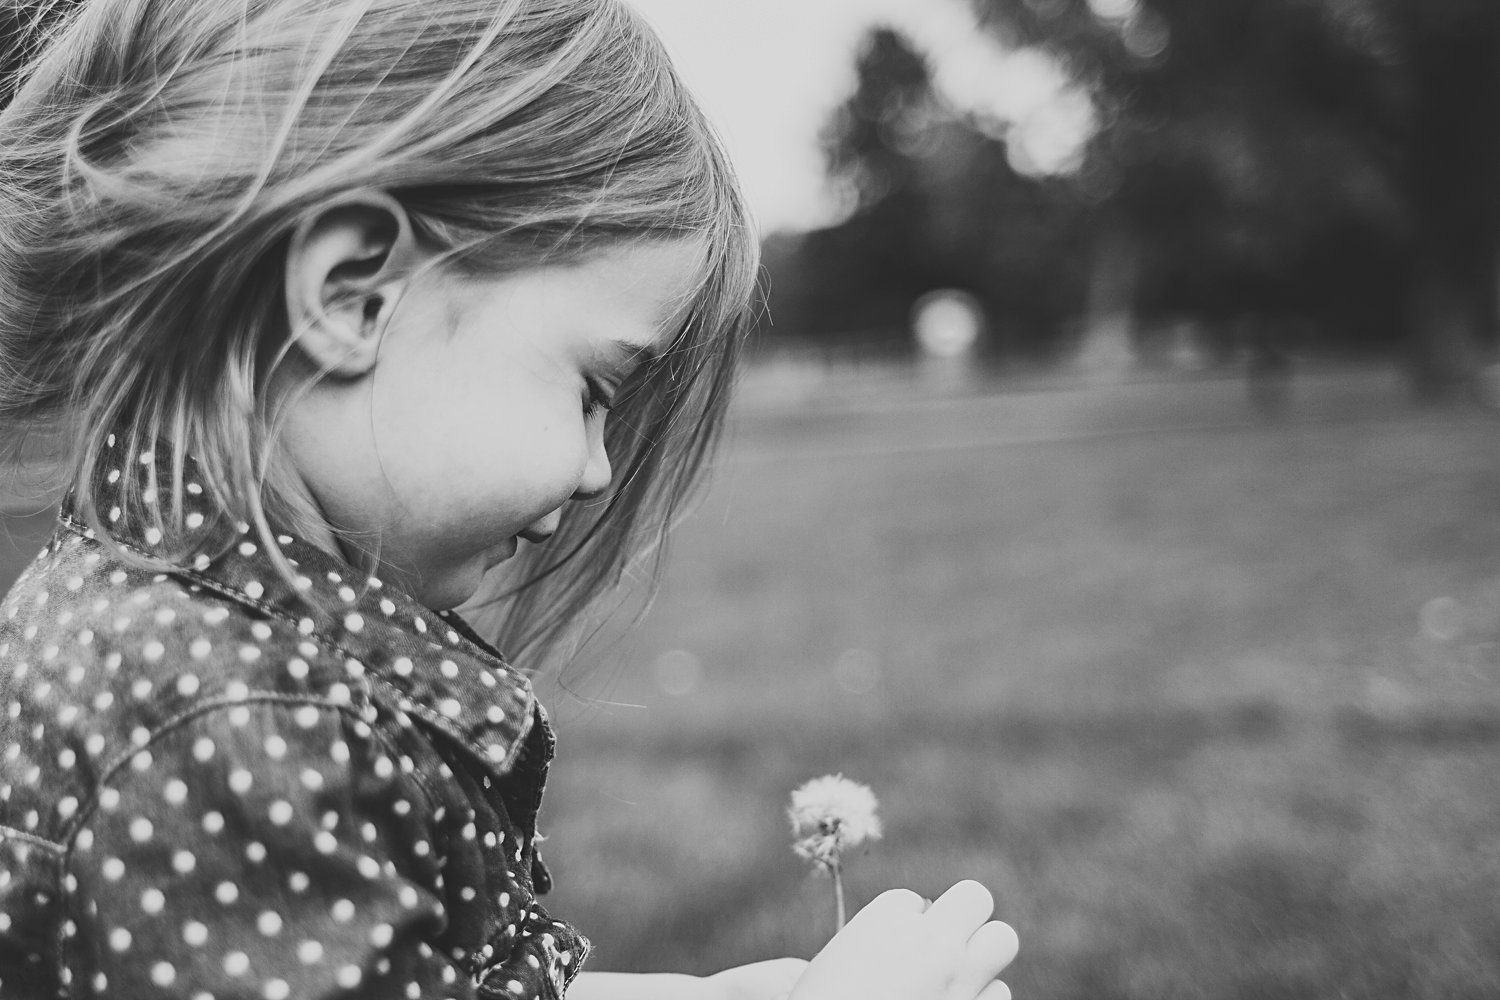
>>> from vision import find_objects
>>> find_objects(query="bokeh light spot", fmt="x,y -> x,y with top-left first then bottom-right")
913,290 -> 985,358
1087,0 -> 1140,23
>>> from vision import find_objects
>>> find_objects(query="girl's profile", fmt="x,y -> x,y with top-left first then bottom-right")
0,1 -> 1017,998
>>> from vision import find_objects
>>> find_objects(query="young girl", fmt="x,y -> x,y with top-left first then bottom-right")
0,1 -> 1018,998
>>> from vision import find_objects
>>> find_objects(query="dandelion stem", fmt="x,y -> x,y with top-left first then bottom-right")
831,858 -> 847,932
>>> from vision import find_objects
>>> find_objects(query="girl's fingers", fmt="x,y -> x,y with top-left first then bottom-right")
849,887 -> 928,925
968,920 -> 1020,973
951,920 -> 1020,998
975,979 -> 1013,1000
922,880 -> 995,939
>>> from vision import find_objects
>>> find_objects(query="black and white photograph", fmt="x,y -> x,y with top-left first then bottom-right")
3,0 -> 1499,997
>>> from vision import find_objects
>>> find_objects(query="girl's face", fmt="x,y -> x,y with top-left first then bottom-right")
282,238 -> 703,610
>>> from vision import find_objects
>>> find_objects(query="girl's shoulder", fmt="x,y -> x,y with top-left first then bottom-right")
0,511 -> 543,849
0,522 -> 584,1000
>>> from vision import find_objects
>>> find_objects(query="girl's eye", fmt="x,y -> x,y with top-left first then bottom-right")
583,378 -> 614,417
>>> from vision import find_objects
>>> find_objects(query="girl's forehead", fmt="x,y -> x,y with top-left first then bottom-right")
577,235 -> 708,329
600,234 -> 709,283
441,236 -> 704,356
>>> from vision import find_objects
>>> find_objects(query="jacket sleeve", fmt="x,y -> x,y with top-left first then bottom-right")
61,698 -> 490,1000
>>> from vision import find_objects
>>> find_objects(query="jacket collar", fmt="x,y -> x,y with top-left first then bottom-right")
61,433 -> 539,774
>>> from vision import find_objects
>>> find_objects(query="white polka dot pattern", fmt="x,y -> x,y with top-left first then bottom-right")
0,442 -> 589,998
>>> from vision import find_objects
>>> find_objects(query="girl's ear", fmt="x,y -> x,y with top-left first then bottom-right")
284,189 -> 425,378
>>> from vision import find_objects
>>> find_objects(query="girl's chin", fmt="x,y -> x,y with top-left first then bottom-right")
408,540 -> 519,612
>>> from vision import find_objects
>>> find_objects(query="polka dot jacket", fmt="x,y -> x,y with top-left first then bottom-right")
0,438 -> 590,999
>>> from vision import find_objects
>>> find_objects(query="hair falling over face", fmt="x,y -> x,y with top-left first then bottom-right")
0,0 -> 759,670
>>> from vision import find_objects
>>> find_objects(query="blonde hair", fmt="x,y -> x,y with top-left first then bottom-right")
0,0 -> 757,666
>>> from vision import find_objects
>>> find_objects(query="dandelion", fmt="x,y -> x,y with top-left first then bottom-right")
789,774 -> 882,931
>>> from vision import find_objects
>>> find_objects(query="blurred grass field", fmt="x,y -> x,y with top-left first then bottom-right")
4,368 -> 1500,997
533,368 -> 1500,999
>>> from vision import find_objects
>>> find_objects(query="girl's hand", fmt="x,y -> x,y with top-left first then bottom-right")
705,958 -> 810,1000
571,964 -> 809,1000
787,881 -> 1018,1000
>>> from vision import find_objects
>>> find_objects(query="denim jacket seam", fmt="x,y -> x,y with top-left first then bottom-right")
55,693 -> 369,852
59,511 -> 345,642
0,824 -> 64,854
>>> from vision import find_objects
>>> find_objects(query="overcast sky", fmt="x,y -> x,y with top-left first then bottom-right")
628,0 -> 1095,234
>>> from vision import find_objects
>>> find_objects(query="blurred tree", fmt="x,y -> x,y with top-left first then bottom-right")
767,28 -> 949,354
761,26 -> 1091,361
971,0 -> 1500,396
822,26 -> 938,215
1380,0 -> 1500,396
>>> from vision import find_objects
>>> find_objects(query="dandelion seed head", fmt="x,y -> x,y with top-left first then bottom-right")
788,774 -> 882,869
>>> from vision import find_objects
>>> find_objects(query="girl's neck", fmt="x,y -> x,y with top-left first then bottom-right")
256,440 -> 367,572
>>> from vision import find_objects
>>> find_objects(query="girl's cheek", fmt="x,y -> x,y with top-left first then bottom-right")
504,434 -> 586,500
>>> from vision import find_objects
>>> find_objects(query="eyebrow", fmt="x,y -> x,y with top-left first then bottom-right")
599,336 -> 665,373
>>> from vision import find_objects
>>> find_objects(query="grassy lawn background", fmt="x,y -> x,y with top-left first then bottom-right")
5,368 -> 1500,997
533,370 -> 1500,999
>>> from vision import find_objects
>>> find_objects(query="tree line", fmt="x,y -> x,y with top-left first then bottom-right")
761,0 -> 1500,397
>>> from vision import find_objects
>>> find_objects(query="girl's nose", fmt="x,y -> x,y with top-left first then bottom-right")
572,428 -> 612,500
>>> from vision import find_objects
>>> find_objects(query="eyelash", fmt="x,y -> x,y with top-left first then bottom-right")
583,378 -> 614,417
